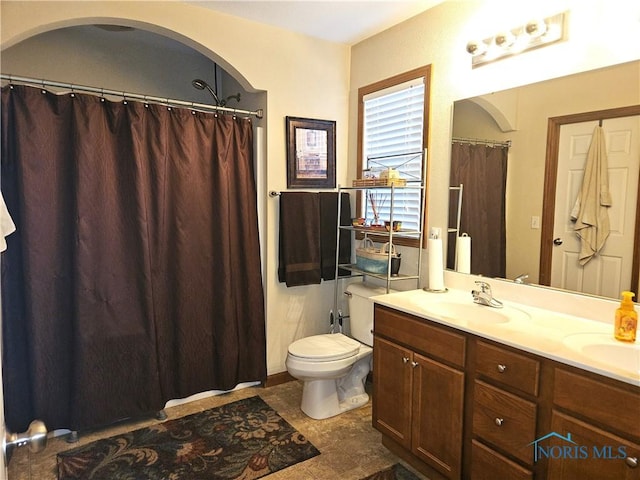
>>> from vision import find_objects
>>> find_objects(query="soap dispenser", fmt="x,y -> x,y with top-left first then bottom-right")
614,291 -> 637,342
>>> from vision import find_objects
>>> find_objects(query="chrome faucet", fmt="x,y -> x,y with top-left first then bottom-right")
471,281 -> 504,308
514,273 -> 529,284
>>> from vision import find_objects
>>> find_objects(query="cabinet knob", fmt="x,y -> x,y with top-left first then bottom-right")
626,456 -> 638,468
411,361 -> 419,368
494,418 -> 504,427
497,364 -> 507,373
402,357 -> 409,364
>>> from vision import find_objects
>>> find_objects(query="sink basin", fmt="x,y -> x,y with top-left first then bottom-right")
410,300 -> 530,325
562,333 -> 640,374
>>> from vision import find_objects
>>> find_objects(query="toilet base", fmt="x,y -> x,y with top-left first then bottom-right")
300,379 -> 370,419
299,356 -> 371,420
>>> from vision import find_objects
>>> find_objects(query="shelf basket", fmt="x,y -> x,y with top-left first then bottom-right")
352,178 -> 407,187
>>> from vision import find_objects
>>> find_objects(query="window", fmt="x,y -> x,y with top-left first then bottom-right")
357,66 -> 431,246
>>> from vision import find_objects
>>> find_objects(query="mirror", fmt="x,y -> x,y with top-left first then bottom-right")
449,60 -> 640,299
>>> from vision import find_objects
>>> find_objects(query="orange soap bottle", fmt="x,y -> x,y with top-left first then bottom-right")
614,291 -> 637,342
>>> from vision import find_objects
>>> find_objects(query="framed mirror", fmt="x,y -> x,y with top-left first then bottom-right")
448,60 -> 640,299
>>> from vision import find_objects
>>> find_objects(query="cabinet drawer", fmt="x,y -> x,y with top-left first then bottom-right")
548,411 -> 640,480
554,369 -> 640,439
471,439 -> 533,480
476,340 -> 540,396
374,305 -> 466,367
473,380 -> 537,464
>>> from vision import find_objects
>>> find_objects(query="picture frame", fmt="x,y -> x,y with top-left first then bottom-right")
286,116 -> 336,189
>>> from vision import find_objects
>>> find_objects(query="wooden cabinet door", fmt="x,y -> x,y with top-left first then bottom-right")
372,336 -> 413,449
411,352 -> 465,479
547,411 -> 640,480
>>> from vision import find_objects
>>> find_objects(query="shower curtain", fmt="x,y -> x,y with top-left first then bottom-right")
447,142 -> 508,278
1,84 -> 266,432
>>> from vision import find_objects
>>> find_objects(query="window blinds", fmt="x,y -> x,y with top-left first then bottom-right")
363,78 -> 425,230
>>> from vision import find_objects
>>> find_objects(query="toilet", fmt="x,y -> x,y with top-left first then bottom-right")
285,283 -> 387,420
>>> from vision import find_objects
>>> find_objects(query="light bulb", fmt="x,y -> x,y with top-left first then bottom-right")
466,40 -> 487,56
525,19 -> 547,38
494,32 -> 515,49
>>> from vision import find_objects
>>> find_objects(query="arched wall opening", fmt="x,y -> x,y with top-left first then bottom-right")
1,19 -> 265,115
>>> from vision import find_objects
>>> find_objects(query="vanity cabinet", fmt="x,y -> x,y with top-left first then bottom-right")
372,304 -> 640,480
373,305 -> 465,479
548,369 -> 640,479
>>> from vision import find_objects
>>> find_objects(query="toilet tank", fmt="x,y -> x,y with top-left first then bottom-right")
346,283 -> 392,347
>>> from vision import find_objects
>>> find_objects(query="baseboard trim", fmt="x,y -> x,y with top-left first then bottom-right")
265,371 -> 295,388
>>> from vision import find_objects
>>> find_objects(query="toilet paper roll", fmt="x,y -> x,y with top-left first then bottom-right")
428,238 -> 445,291
456,234 -> 471,274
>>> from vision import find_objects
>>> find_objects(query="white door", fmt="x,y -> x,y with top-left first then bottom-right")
551,116 -> 640,297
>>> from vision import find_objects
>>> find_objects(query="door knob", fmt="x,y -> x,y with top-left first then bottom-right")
553,238 -> 563,245
5,419 -> 48,454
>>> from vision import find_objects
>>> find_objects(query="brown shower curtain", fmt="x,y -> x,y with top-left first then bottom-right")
447,142 -> 508,278
1,84 -> 266,432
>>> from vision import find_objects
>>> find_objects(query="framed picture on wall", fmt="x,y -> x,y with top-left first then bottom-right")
286,116 -> 336,189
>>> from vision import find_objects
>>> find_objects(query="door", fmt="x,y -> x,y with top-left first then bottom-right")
548,411 -> 640,480
372,336 -> 413,449
551,116 -> 640,297
411,353 -> 464,479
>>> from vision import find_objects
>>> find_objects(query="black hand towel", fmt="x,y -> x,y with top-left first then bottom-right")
278,192 -> 322,287
319,192 -> 352,280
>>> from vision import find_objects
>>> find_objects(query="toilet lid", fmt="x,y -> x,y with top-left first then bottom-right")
288,333 -> 361,361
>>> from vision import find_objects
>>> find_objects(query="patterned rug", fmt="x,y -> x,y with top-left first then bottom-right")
360,463 -> 423,480
57,396 -> 320,480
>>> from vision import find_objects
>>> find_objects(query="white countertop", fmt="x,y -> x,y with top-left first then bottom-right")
372,287 -> 640,387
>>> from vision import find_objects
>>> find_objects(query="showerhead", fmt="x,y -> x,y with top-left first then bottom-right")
191,79 -> 207,90
191,78 -> 221,106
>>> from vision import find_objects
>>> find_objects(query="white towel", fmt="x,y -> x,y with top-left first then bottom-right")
570,126 -> 611,265
0,192 -> 16,252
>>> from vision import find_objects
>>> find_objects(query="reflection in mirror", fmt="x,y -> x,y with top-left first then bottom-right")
447,140 -> 509,279
449,60 -> 640,299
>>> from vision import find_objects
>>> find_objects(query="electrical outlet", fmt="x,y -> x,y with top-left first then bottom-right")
531,216 -> 540,229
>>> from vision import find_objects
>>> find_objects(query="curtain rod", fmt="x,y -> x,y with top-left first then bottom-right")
452,136 -> 511,148
1,74 -> 264,119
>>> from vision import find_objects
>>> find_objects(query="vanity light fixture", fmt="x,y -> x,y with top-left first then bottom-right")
467,12 -> 567,67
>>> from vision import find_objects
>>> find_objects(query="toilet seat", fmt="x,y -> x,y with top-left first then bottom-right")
288,333 -> 361,362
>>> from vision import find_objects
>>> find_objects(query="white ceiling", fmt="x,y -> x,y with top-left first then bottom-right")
187,1 -> 444,44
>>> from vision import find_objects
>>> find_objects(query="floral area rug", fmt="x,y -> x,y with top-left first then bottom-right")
57,396 -> 320,480
360,463 -> 423,480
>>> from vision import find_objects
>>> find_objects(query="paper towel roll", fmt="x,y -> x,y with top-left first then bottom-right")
456,234 -> 471,274
428,238 -> 445,291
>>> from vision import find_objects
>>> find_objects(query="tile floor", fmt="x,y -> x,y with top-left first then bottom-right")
7,380 -> 428,480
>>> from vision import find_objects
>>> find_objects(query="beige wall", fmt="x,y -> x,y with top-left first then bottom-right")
1,0 -> 640,384
350,0 -> 640,290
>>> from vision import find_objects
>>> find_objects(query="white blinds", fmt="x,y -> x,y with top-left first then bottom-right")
363,78 -> 425,230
